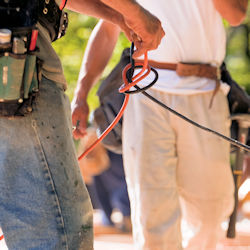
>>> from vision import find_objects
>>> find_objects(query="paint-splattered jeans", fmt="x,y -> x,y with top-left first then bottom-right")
0,77 -> 93,250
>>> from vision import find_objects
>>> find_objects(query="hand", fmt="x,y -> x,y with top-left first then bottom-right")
117,6 -> 165,58
71,97 -> 89,139
98,0 -> 165,57
127,8 -> 165,58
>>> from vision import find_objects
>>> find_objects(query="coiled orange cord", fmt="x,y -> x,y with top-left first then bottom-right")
119,52 -> 150,93
78,52 -> 150,160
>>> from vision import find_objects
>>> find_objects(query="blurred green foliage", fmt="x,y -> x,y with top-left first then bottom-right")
53,9 -> 250,114
53,11 -> 130,113
224,5 -> 250,94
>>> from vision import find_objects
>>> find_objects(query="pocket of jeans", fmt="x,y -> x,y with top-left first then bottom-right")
0,53 -> 26,101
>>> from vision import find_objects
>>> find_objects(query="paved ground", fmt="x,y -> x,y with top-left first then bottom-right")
1,199 -> 250,250
93,178 -> 250,250
0,218 -> 250,249
94,218 -> 250,250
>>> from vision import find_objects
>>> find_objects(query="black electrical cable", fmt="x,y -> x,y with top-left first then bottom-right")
127,43 -> 250,152
125,66 -> 158,94
135,85 -> 250,152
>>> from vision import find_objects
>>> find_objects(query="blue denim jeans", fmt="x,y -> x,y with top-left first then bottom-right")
0,77 -> 93,249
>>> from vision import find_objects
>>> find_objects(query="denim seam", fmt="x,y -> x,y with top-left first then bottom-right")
31,118 -> 69,250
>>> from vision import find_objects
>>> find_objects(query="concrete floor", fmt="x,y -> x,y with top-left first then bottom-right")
94,218 -> 250,250
1,199 -> 250,250
0,218 -> 250,249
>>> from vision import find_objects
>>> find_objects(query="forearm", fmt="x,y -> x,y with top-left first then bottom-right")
102,0 -> 165,57
66,0 -> 124,26
213,0 -> 248,26
71,20 -> 120,138
67,0 -> 165,57
100,0 -> 141,18
74,20 -> 120,100
67,0 -> 140,22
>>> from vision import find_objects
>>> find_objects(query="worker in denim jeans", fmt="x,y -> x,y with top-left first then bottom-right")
0,0 -> 164,249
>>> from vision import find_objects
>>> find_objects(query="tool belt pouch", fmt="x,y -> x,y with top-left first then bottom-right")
0,52 -> 40,117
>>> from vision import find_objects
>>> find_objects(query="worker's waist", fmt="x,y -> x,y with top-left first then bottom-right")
136,60 -> 220,80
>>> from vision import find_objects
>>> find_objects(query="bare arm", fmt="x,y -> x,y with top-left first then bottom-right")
99,0 -> 165,57
71,20 -> 120,139
66,0 -> 126,29
66,0 -> 165,57
213,0 -> 248,26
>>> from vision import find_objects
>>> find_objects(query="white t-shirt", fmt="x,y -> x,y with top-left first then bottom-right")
136,0 -> 227,94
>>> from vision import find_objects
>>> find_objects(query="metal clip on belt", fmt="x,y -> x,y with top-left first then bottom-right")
38,0 -> 68,42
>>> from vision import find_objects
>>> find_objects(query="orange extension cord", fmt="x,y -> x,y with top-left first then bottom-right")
78,52 -> 150,161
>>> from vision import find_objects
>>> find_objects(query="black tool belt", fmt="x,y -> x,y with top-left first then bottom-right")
0,0 -> 68,42
0,0 -> 67,116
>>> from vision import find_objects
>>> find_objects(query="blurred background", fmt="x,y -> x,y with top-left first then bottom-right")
52,13 -> 129,113
52,6 -> 250,115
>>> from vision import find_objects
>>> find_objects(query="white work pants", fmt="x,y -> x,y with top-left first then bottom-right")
122,89 -> 234,250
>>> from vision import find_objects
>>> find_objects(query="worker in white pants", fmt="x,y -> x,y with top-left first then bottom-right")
123,88 -> 234,249
71,0 -> 248,249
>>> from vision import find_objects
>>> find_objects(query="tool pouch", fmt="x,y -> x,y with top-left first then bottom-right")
0,0 -> 65,117
0,51 -> 41,116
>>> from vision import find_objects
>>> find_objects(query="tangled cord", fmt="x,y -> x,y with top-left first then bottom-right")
78,44 -> 156,160
78,43 -> 250,161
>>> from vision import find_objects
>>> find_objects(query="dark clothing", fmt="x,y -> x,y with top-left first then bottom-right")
87,151 -> 130,225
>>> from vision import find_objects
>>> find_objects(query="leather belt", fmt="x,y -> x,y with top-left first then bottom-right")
136,59 -> 221,107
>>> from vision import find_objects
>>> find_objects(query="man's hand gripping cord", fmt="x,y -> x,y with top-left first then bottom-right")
78,43 -> 157,160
